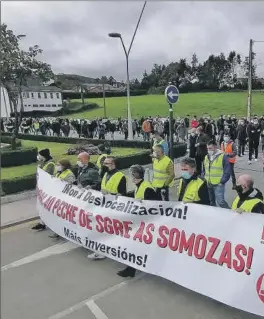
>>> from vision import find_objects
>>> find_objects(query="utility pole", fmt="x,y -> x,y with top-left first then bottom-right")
102,82 -> 106,118
247,39 -> 253,120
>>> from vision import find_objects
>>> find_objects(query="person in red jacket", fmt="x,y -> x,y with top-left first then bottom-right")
191,116 -> 199,128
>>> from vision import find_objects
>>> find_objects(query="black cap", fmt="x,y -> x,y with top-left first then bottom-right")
39,148 -> 51,159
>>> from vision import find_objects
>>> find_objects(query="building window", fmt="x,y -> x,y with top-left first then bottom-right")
31,93 -> 34,98
23,93 -> 27,98
38,92 -> 41,98
46,104 -> 51,107
52,104 -> 56,107
24,105 -> 27,107
58,104 -> 62,107
56,93 -> 60,99
27,105 -> 31,107
33,104 -> 38,107
26,92 -> 30,98
50,93 -> 53,99
39,104 -> 44,107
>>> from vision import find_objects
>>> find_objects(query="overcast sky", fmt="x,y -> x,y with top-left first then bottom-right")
2,1 -> 264,81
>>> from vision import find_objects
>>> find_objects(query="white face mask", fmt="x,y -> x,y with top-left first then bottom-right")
37,154 -> 45,161
77,160 -> 84,168
191,132 -> 195,136
56,165 -> 62,172
224,137 -> 230,142
208,150 -> 215,157
253,121 -> 258,125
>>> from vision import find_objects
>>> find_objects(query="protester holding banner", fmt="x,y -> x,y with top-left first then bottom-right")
152,145 -> 174,201
88,156 -> 127,260
76,152 -> 100,190
232,174 -> 264,213
32,148 -> 55,231
55,159 -> 76,184
203,140 -> 231,209
178,157 -> 210,205
117,164 -> 157,278
100,156 -> 127,196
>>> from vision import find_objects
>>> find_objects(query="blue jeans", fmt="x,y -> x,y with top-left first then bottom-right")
208,183 -> 230,209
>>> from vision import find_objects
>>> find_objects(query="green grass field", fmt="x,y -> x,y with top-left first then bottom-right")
2,140 -> 142,180
70,92 -> 264,119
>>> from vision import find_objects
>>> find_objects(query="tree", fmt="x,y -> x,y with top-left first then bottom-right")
0,23 -> 54,147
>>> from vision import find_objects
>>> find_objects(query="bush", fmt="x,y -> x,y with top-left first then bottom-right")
1,132 -> 152,149
9,103 -> 99,118
1,147 -> 38,167
0,136 -> 22,148
62,89 -> 148,100
1,175 -> 36,196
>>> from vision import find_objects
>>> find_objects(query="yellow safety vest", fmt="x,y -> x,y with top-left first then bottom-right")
135,180 -> 154,200
34,122 -> 40,129
178,178 -> 204,203
204,153 -> 224,185
56,169 -> 73,181
101,171 -> 126,194
152,155 -> 174,188
231,196 -> 262,213
42,161 -> 55,175
96,154 -> 107,169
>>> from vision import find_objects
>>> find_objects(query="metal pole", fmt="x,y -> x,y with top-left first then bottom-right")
126,55 -> 133,140
103,83 -> 106,118
169,103 -> 174,159
247,39 -> 253,120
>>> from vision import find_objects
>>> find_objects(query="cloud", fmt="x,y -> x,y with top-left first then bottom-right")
2,1 -> 264,80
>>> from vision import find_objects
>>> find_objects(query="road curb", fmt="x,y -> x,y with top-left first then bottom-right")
1,190 -> 36,205
1,216 -> 40,230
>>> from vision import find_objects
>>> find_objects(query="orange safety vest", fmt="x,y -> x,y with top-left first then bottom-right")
221,142 -> 236,163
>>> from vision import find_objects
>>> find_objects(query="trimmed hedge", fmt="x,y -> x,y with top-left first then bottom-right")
0,144 -> 187,195
1,132 -> 152,149
1,147 -> 38,167
9,103 -> 99,118
1,175 -> 37,196
0,136 -> 22,148
62,90 -> 147,100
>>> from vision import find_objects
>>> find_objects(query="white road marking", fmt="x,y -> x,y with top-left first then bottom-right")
48,273 -> 146,319
86,300 -> 108,319
1,241 -> 78,271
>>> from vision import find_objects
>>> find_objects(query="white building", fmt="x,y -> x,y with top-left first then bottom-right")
18,86 -> 63,112
0,85 -> 63,118
1,86 -> 12,118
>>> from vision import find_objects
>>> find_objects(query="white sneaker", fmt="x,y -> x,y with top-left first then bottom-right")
255,158 -> 258,162
87,252 -> 106,260
248,160 -> 252,165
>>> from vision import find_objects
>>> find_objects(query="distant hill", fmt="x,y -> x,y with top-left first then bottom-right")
54,74 -> 99,90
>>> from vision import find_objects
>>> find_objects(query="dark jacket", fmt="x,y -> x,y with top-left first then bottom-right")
77,162 -> 100,189
178,174 -> 210,205
236,188 -> 264,214
195,133 -> 209,158
247,124 -> 261,140
236,124 -> 247,141
189,134 -> 197,158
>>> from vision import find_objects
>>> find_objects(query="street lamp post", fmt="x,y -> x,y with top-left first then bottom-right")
108,33 -> 133,139
108,1 -> 147,140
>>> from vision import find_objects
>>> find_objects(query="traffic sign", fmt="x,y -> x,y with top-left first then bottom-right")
165,85 -> 179,105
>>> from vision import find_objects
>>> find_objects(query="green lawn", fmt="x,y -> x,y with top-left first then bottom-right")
2,140 -> 143,180
69,92 -> 264,119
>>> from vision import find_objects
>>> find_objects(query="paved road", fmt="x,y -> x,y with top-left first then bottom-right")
1,154 -> 263,319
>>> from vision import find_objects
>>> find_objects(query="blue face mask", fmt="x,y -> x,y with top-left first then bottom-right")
181,171 -> 192,179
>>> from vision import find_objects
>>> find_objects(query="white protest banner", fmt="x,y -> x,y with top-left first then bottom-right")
36,168 -> 264,316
